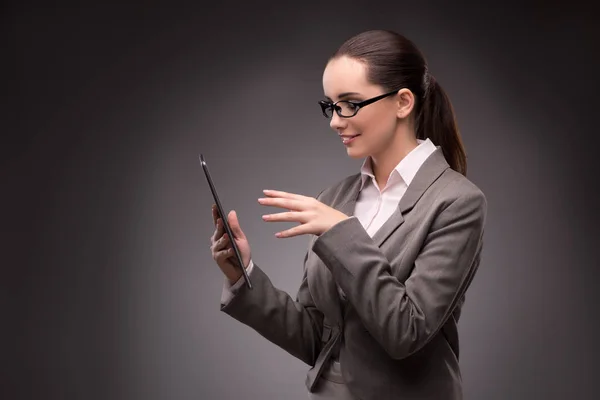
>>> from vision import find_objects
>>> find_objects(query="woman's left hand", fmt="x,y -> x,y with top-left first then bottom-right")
258,189 -> 350,238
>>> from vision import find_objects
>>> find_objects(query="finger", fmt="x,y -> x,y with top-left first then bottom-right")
214,247 -> 235,263
258,197 -> 304,211
227,210 -> 245,239
211,232 -> 228,251
275,225 -> 309,238
262,211 -> 306,223
213,205 -> 226,226
212,204 -> 219,226
211,218 -> 225,243
262,189 -> 306,200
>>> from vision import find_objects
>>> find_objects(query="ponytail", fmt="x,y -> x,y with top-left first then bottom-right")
416,75 -> 467,176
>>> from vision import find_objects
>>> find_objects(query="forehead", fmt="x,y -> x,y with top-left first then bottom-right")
322,56 -> 377,98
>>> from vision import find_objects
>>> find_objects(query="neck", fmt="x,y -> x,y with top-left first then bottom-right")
370,132 -> 419,189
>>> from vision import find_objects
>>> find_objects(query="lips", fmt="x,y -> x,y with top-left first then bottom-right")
340,134 -> 361,144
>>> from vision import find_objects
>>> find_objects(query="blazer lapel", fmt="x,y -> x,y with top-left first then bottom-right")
371,147 -> 450,247
334,177 -> 362,217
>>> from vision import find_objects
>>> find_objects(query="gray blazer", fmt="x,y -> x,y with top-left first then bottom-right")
220,147 -> 487,400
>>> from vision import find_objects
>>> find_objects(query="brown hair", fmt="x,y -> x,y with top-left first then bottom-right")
331,30 -> 467,175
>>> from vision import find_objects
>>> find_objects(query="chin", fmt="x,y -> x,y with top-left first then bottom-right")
345,146 -> 369,159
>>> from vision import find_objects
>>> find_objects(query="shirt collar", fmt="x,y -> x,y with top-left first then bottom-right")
359,138 -> 437,190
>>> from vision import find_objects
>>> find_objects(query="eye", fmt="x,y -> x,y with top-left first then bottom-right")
337,101 -> 359,116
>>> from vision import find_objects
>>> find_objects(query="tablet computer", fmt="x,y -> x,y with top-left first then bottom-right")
199,154 -> 252,289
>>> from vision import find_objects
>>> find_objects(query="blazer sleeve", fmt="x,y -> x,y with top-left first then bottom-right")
220,252 -> 325,366
311,189 -> 487,360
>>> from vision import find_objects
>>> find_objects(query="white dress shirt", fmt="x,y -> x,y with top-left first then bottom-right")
221,138 -> 437,304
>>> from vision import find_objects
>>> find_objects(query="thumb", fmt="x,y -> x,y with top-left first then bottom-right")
228,210 -> 245,239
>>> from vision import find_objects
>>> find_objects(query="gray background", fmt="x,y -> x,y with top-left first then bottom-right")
3,1 -> 599,399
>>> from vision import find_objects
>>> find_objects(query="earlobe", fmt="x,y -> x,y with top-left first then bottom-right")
396,88 -> 415,119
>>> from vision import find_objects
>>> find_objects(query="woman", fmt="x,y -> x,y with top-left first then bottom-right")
210,29 -> 487,400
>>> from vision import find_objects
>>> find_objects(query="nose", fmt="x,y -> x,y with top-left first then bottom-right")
329,112 -> 346,131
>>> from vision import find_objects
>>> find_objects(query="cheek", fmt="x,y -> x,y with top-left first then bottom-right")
356,109 -> 396,140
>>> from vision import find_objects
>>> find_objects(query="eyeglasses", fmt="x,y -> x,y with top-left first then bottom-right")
318,89 -> 400,119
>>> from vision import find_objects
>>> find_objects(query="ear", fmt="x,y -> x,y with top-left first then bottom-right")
395,88 -> 415,119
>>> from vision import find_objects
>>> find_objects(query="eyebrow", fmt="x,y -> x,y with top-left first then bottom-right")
324,92 -> 362,101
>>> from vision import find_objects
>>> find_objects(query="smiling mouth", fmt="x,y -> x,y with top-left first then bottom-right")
340,134 -> 361,144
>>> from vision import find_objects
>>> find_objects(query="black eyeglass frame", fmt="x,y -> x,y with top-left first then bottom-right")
318,89 -> 401,118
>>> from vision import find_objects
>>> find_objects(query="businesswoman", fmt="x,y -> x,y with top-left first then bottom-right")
210,29 -> 487,400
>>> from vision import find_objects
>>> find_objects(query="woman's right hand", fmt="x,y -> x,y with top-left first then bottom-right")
210,204 -> 252,284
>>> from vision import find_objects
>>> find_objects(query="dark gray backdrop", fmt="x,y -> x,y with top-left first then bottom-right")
3,1 -> 599,399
